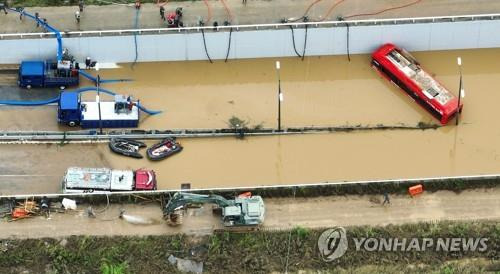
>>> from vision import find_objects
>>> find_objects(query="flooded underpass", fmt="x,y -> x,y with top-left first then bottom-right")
1,51 -> 452,130
2,48 -> 500,195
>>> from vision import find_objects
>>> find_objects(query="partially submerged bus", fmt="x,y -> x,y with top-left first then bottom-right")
371,43 -> 462,125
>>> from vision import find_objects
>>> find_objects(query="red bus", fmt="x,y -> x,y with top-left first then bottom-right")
371,43 -> 462,125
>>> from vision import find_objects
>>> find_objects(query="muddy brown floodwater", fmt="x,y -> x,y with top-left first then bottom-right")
2,48 -> 500,194
1,52 -> 453,130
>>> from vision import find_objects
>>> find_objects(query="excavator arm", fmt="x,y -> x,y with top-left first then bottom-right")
164,192 -> 232,224
164,192 -> 266,227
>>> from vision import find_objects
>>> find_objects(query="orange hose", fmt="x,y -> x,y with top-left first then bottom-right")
320,0 -> 347,21
220,0 -> 234,22
156,0 -> 168,7
344,0 -> 423,19
301,0 -> 324,19
203,0 -> 213,23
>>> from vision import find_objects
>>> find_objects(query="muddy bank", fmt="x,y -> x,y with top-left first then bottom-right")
0,221 -> 497,273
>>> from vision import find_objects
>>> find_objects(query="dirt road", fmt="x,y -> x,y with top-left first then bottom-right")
1,188 -> 498,239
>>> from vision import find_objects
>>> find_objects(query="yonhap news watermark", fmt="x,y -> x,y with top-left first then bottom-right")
352,237 -> 488,252
318,227 -> 489,262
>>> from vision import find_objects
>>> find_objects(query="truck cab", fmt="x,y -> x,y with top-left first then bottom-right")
58,91 -> 81,127
18,61 -> 44,88
134,169 -> 157,190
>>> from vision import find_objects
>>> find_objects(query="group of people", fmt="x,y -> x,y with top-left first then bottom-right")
0,2 -> 50,28
159,6 -> 183,28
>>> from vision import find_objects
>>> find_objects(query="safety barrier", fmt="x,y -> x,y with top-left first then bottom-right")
0,124 -> 439,142
1,172 -> 498,200
2,12 -> 500,63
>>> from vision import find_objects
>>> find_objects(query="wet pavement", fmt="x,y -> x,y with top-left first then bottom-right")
1,0 -> 500,34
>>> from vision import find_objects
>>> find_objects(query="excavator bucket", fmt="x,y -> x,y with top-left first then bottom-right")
166,211 -> 183,226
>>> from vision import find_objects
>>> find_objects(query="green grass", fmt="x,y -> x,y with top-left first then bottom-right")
100,260 -> 129,274
0,220 -> 497,273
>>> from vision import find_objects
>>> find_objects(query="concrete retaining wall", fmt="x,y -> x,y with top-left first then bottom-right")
1,19 -> 500,64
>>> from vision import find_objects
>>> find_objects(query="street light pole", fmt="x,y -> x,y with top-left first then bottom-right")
276,61 -> 283,131
456,57 -> 463,126
96,64 -> 103,134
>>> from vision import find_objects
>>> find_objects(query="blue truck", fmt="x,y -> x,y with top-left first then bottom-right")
6,9 -> 81,89
18,61 -> 80,89
58,91 -> 140,128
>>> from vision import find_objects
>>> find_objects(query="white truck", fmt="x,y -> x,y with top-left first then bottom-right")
62,167 -> 157,193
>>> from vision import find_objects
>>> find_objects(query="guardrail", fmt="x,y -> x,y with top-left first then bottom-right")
0,124 -> 438,142
1,172 -> 498,199
1,13 -> 500,40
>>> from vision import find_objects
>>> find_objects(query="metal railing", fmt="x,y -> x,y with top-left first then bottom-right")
0,124 -> 438,142
1,172 -> 499,199
1,13 -> 500,40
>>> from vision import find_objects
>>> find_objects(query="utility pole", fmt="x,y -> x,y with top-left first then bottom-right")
456,57 -> 464,126
276,61 -> 283,131
96,64 -> 103,134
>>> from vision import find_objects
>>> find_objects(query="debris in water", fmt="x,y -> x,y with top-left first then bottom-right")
227,115 -> 247,129
119,210 -> 154,225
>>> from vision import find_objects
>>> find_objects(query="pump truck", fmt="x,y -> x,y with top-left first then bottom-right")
7,8 -> 80,89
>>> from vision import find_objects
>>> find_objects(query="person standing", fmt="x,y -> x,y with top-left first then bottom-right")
16,7 -> 24,20
160,6 -> 165,21
79,0 -> 84,12
35,12 -> 40,27
75,10 -> 80,24
382,192 -> 390,205
242,0 -> 247,5
0,2 -> 8,15
85,57 -> 91,69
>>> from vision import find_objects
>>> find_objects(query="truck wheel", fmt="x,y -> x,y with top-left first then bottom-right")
26,85 -> 32,89
68,121 -> 77,127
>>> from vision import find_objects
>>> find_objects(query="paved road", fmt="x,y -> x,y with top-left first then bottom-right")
1,188 -> 498,239
1,0 -> 500,33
